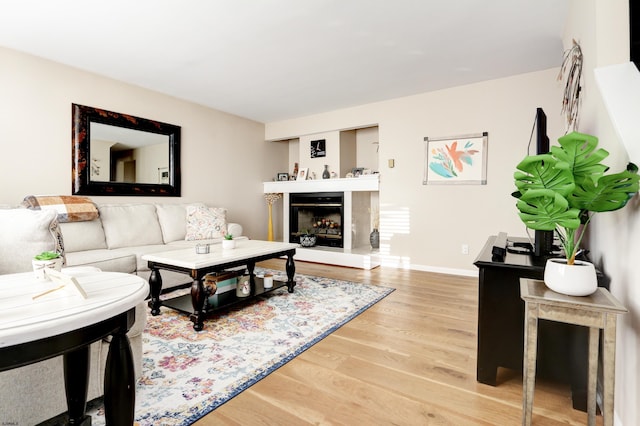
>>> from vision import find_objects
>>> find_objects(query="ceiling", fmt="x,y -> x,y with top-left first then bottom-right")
0,0 -> 568,123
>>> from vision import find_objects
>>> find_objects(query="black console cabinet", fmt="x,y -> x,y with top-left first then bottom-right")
474,235 -> 593,411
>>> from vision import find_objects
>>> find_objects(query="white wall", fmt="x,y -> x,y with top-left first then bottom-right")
134,142 -> 168,184
356,127 -> 379,172
89,139 -> 113,182
266,69 -> 564,274
299,131 -> 340,179
564,1 -> 638,424
0,46 -> 289,240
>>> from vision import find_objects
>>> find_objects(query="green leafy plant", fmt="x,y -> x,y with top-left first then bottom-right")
34,251 -> 61,261
513,131 -> 639,265
224,234 -> 233,240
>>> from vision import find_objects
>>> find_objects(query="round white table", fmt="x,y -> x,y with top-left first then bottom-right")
0,269 -> 148,425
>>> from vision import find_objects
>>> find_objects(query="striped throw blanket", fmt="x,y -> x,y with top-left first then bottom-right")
22,195 -> 99,222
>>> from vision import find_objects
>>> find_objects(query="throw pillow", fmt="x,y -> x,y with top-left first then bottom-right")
185,205 -> 227,241
0,209 -> 65,274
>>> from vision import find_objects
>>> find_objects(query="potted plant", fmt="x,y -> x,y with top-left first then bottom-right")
222,234 -> 235,250
513,131 -> 639,296
299,229 -> 317,247
32,250 -> 63,281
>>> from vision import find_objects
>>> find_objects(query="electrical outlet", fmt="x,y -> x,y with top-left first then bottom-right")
461,244 -> 469,255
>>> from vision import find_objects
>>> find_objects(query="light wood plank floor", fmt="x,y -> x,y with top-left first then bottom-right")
195,260 -> 601,425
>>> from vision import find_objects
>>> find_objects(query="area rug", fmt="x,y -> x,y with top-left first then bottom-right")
86,270 -> 394,425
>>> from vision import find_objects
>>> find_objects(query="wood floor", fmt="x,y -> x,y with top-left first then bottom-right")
194,260 -> 601,426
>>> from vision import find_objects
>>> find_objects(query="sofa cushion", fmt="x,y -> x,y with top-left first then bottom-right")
0,209 -> 62,274
112,244 -> 177,273
155,203 -> 204,243
185,205 -> 227,241
166,235 -> 248,250
59,219 -> 107,252
64,250 -> 137,274
99,204 -> 164,249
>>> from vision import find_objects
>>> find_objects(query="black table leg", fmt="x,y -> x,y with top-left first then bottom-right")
64,346 -> 91,426
247,261 -> 256,295
286,253 -> 296,293
148,268 -> 163,316
104,331 -> 135,425
190,277 -> 206,331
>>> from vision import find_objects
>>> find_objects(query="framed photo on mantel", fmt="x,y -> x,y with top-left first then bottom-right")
296,167 -> 309,181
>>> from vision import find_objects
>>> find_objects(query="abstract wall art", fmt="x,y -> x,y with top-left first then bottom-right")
423,132 -> 488,185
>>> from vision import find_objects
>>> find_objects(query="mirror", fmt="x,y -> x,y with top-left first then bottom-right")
72,103 -> 181,196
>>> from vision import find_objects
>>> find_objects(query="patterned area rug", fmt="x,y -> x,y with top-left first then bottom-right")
85,270 -> 394,425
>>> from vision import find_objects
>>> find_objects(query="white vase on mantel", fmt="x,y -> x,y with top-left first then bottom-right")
543,258 -> 597,296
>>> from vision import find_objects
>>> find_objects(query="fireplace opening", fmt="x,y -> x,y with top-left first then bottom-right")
289,192 -> 344,248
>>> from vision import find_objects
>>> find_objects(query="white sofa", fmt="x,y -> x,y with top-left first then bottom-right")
0,201 -> 244,424
60,202 -> 244,290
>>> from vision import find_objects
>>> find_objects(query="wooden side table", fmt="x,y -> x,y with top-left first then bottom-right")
520,279 -> 626,426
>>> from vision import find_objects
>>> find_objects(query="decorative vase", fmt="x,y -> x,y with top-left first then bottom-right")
32,257 -> 63,281
236,275 -> 251,297
369,228 -> 380,249
299,234 -> 317,247
322,165 -> 330,179
543,258 -> 597,296
222,239 -> 236,250
267,203 -> 274,241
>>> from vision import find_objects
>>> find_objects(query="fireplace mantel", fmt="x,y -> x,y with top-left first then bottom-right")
263,175 -> 379,194
262,175 -> 380,269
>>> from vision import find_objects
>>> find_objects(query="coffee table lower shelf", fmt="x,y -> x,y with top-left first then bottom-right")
162,279 -> 290,318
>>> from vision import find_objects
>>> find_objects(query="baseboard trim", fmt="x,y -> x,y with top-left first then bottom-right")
408,263 -> 478,277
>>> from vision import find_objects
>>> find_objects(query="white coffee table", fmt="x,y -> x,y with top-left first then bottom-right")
0,269 -> 148,425
143,239 -> 297,331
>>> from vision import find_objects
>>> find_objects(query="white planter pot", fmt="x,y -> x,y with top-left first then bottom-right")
222,239 -> 235,250
32,257 -> 63,281
543,258 -> 597,296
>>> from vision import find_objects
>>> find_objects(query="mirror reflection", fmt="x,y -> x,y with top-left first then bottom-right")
89,123 -> 169,184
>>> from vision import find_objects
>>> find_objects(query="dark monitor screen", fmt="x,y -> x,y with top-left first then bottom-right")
533,107 -> 554,257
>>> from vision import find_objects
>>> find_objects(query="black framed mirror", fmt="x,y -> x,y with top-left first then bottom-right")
72,103 -> 181,196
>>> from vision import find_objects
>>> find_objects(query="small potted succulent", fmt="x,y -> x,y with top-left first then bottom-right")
299,229 -> 317,247
32,251 -> 63,281
222,233 -> 235,250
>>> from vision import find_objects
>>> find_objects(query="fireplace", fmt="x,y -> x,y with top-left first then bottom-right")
289,192 -> 344,248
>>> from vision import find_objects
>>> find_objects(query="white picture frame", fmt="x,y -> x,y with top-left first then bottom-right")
296,168 -> 309,181
423,132 -> 488,185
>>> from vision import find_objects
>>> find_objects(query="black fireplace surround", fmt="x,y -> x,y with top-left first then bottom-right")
289,192 -> 344,248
